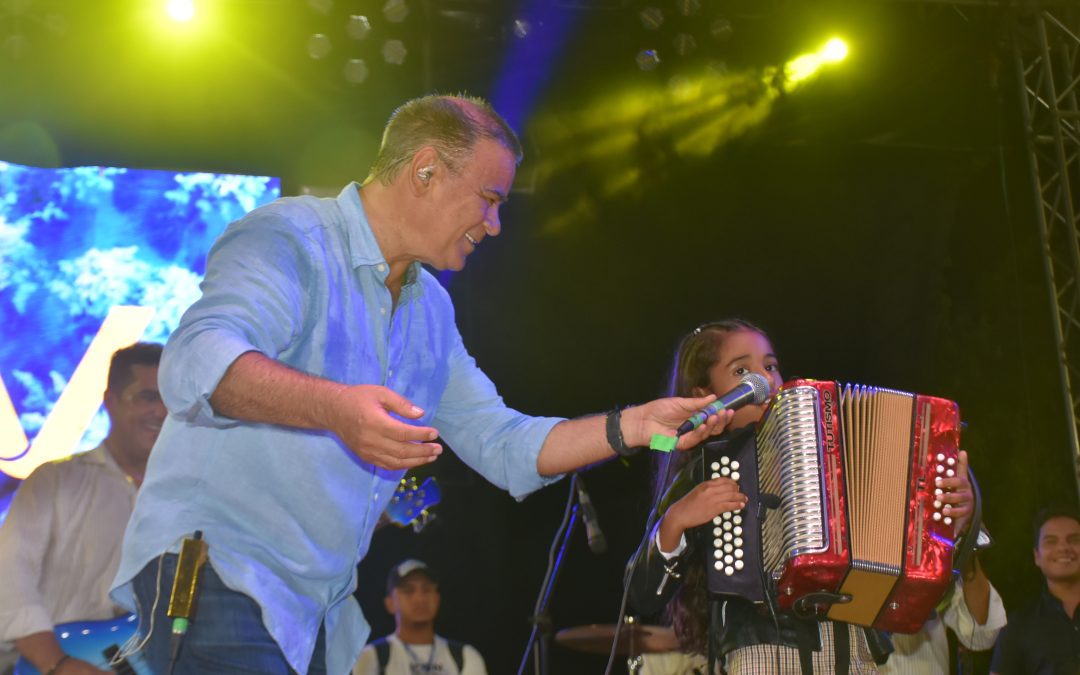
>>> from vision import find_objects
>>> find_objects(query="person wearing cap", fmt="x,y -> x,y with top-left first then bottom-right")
353,560 -> 486,675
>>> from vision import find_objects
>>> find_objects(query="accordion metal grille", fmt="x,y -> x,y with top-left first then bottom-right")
757,386 -> 828,580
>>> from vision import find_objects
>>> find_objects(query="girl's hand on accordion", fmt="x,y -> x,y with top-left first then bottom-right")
657,478 -> 748,554
937,449 -> 974,536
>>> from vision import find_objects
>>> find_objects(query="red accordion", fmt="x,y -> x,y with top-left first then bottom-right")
702,379 -> 961,633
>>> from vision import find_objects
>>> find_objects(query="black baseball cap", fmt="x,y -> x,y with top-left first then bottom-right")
386,559 -> 437,594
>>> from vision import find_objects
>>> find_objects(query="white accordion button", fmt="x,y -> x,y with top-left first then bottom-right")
724,543 -> 733,553
947,457 -> 956,466
713,517 -> 723,525
734,537 -> 743,547
721,467 -> 731,477
946,469 -> 955,477
714,561 -> 723,571
722,521 -> 732,531
723,533 -> 733,543
936,453 -> 945,461
724,554 -> 733,564
934,488 -> 943,496
721,456 -> 730,465
714,550 -> 723,559
711,473 -> 721,480
734,549 -> 744,559
731,460 -> 740,470
724,566 -> 734,576
733,526 -> 743,536
733,515 -> 743,525
711,462 -> 721,471
735,559 -> 745,570
936,465 -> 944,474
722,511 -> 732,521
714,538 -> 723,548
933,512 -> 942,522
944,516 -> 953,526
933,500 -> 942,509
731,471 -> 741,481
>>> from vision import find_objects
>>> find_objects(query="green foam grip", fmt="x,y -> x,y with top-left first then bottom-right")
649,433 -> 677,452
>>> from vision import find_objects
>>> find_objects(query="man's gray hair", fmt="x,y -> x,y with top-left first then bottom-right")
366,94 -> 522,185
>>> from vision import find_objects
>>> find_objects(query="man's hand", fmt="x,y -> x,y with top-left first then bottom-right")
937,449 -> 973,536
326,385 -> 443,470
623,394 -> 734,450
15,633 -> 110,675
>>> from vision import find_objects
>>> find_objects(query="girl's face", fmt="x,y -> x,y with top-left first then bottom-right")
694,329 -> 783,429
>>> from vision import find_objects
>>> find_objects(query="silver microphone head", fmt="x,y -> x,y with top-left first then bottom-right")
741,372 -> 772,404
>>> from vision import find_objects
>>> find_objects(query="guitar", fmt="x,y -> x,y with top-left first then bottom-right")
14,613 -> 150,675
383,476 -> 441,532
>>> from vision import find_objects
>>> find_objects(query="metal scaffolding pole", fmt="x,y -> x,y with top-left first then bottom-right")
1012,4 -> 1080,501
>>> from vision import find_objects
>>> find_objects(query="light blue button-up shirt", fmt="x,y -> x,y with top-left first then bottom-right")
111,183 -> 562,674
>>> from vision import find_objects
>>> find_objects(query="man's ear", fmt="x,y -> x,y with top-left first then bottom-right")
410,147 -> 440,192
384,594 -> 396,615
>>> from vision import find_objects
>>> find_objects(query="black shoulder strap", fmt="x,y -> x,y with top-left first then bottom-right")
446,639 -> 465,671
371,637 -> 391,673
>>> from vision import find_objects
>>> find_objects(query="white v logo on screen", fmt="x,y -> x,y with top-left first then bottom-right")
0,306 -> 154,479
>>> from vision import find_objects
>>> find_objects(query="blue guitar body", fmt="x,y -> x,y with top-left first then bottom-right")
14,613 -> 149,675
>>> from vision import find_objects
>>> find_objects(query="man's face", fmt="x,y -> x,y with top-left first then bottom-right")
104,364 -> 165,461
386,573 -> 441,626
421,138 -> 515,271
1034,516 -> 1080,584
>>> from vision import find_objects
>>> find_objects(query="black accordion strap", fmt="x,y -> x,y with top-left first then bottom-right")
833,622 -> 850,675
952,466 -> 983,578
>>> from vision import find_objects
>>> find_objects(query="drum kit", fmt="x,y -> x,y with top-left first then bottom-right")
554,618 -> 681,674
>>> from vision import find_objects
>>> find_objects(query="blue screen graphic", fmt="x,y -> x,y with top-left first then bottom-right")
0,161 -> 281,522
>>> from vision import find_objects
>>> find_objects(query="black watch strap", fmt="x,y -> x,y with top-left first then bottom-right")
605,408 -> 642,457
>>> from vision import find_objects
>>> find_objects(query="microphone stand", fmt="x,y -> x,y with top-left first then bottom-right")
516,474 -> 582,675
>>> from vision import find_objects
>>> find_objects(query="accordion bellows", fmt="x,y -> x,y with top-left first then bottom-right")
702,379 -> 960,634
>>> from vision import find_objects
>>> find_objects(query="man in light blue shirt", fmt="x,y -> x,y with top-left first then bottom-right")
111,94 -> 729,675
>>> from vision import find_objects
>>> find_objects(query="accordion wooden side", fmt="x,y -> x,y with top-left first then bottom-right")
702,379 -> 960,634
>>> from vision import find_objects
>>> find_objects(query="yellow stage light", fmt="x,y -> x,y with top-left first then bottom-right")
165,0 -> 195,23
823,38 -> 848,62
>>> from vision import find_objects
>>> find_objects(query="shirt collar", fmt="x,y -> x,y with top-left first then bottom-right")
336,182 -> 423,295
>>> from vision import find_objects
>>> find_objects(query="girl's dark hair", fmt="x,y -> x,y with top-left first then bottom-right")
654,318 -> 768,654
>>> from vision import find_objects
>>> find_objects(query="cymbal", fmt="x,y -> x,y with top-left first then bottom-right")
555,624 -> 679,655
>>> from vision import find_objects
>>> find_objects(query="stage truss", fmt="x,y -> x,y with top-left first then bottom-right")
1012,3 -> 1080,501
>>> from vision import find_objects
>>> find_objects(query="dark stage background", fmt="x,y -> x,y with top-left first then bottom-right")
2,1 -> 1079,673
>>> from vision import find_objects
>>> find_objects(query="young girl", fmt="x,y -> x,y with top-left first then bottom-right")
631,319 -> 907,674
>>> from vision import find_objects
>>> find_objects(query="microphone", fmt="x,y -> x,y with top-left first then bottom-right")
677,373 -> 772,436
575,477 -> 607,554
